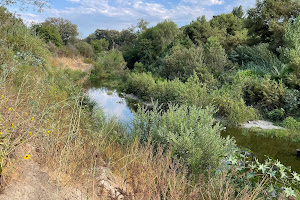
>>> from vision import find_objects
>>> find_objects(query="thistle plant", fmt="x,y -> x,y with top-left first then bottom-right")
227,150 -> 300,199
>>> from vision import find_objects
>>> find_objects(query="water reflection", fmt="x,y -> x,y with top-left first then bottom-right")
222,127 -> 300,173
87,87 -> 300,173
87,88 -> 135,124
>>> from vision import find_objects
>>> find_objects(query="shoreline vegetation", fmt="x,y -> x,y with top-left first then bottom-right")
0,0 -> 300,199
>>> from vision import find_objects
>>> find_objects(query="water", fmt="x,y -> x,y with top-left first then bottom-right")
87,87 -> 300,173
87,87 -> 136,124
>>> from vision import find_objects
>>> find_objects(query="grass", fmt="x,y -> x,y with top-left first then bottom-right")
249,127 -> 300,142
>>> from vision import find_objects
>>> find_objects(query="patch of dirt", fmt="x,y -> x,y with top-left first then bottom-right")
0,144 -> 84,200
0,144 -> 128,200
241,120 -> 284,130
50,57 -> 93,72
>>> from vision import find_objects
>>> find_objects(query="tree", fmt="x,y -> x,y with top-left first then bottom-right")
204,37 -> 228,76
0,0 -> 49,11
282,16 -> 300,88
246,0 -> 300,50
44,17 -> 78,44
90,39 -> 109,54
33,23 -> 63,47
232,6 -> 244,18
163,45 -> 205,81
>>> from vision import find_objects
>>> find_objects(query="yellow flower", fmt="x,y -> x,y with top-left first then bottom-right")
1,95 -> 3,99
8,107 -> 12,111
31,117 -> 34,121
29,132 -> 32,136
11,123 -> 13,128
46,131 -> 50,136
24,154 -> 30,160
24,112 -> 28,116
0,132 -> 2,135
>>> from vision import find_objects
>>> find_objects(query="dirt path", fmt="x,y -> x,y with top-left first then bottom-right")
0,145 -> 83,200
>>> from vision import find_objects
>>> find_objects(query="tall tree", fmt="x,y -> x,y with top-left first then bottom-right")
246,0 -> 300,50
44,17 -> 78,44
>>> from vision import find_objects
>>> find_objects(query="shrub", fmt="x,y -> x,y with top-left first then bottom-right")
267,108 -> 285,121
96,50 -> 126,76
131,103 -> 235,175
33,23 -> 63,47
243,76 -> 286,111
283,89 -> 300,117
283,117 -> 300,131
162,45 -> 205,81
74,41 -> 94,58
125,72 -> 155,100
229,44 -> 283,77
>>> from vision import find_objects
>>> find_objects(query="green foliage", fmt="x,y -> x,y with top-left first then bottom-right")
90,38 -> 109,54
227,152 -> 300,199
204,37 -> 228,76
132,62 -> 144,73
85,29 -> 136,50
230,44 -> 284,77
267,108 -> 285,121
125,72 -> 155,100
283,89 -> 300,116
131,103 -> 235,174
243,76 -> 286,112
282,15 -> 300,88
44,17 -> 79,44
211,85 -> 258,125
125,72 -> 257,124
74,41 -> 94,58
283,117 -> 300,131
33,23 -> 63,47
162,45 -> 205,81
91,50 -> 126,79
123,20 -> 178,68
246,0 -> 300,50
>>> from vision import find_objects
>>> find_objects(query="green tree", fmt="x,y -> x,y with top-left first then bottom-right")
204,37 -> 228,76
163,45 -> 205,81
44,17 -> 79,44
282,15 -> 300,88
232,6 -> 244,18
74,41 -> 93,58
246,0 -> 300,50
33,23 -> 63,47
90,39 -> 109,54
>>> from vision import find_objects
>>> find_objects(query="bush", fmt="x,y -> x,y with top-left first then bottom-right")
283,89 -> 300,117
229,44 -> 283,77
131,103 -> 235,175
283,117 -> 300,131
243,76 -> 286,111
33,23 -> 63,47
267,108 -> 285,121
96,50 -> 126,76
125,72 -> 155,100
74,41 -> 94,58
162,45 -> 205,81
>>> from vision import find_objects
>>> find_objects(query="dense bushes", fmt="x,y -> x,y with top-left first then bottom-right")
131,104 -> 235,174
125,72 -> 257,124
90,50 -> 127,79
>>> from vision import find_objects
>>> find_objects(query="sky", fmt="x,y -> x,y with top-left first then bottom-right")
10,0 -> 256,38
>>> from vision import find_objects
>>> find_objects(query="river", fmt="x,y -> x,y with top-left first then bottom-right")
87,86 -> 300,173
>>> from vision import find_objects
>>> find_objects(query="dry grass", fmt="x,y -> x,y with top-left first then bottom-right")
50,56 -> 93,72
0,60 -> 271,200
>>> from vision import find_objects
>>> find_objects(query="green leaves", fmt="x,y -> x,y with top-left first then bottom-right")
227,152 -> 300,199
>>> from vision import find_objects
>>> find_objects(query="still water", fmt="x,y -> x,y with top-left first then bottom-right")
87,87 -> 300,173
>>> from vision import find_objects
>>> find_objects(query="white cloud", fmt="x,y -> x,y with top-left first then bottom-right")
17,0 -> 248,37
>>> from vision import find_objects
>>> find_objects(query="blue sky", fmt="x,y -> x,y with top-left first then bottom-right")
15,0 -> 256,38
